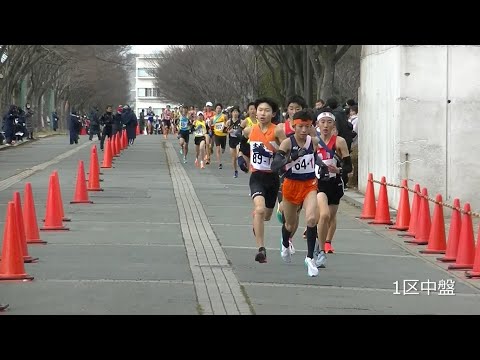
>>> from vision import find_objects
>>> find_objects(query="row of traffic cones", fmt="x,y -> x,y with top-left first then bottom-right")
0,191 -> 38,281
0,129 -> 132,286
360,173 -> 480,279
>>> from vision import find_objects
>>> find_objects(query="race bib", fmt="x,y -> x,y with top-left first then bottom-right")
323,158 -> 337,178
215,122 -> 224,131
250,141 -> 273,171
291,153 -> 315,175
194,126 -> 205,137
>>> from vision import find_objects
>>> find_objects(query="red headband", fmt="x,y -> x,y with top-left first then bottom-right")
293,118 -> 313,126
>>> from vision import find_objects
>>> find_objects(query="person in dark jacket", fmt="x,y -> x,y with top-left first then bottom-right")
121,105 -> 138,145
113,105 -> 123,136
2,105 -> 18,145
52,111 -> 59,131
69,110 -> 82,144
99,105 -> 115,150
88,106 -> 101,141
139,109 -> 145,134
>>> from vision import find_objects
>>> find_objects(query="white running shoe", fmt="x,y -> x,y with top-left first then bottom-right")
315,250 -> 327,268
280,238 -> 292,263
289,240 -> 295,254
304,257 -> 319,277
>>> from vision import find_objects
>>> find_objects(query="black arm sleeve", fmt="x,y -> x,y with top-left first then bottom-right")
314,151 -> 326,167
271,150 -> 289,173
341,156 -> 352,174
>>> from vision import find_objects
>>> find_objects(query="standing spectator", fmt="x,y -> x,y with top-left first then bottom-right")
52,110 -> 59,131
69,109 -> 81,144
24,103 -> 34,139
121,105 -> 138,145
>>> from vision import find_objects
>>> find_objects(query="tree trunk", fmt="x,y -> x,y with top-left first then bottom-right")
286,69 -> 295,99
32,90 -> 39,130
63,100 -> 69,131
304,45 -> 312,107
320,62 -> 335,100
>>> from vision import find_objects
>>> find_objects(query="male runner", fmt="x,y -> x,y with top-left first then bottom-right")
236,97 -> 281,263
314,109 -> 352,267
271,109 -> 329,276
274,95 -> 317,253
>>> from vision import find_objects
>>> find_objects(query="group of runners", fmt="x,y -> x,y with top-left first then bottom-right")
169,95 -> 352,277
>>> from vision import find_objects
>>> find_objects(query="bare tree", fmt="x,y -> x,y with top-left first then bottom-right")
0,45 -> 131,128
149,45 -> 259,108
310,45 -> 351,99
333,45 -> 361,101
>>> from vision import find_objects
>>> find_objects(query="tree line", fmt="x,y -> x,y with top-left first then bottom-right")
0,45 -> 361,133
148,45 -> 361,109
0,45 -> 131,131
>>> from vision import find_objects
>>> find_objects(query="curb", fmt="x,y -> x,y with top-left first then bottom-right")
342,187 -> 398,215
341,188 -> 364,209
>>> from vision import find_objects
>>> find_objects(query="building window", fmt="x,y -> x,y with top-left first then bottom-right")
137,68 -> 154,77
137,88 -> 160,98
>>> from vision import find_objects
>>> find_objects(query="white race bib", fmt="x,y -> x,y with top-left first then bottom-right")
290,153 -> 315,175
194,126 -> 205,137
250,141 -> 273,171
323,158 -> 337,178
214,122 -> 224,131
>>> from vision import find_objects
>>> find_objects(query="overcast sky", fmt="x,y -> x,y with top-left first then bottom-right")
130,45 -> 169,54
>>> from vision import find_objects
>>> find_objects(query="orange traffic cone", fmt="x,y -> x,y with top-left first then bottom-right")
101,138 -> 113,169
420,194 -> 446,254
0,202 -> 34,281
90,145 -> 104,178
437,198 -> 462,262
448,203 -> 475,270
369,176 -> 393,225
53,171 -> 70,222
87,151 -> 104,191
110,134 -> 116,157
359,173 -> 376,219
40,174 -> 70,231
465,226 -> 480,279
465,223 -> 480,278
405,188 -> 431,245
116,132 -> 122,155
23,182 -> 47,244
389,179 -> 410,231
112,133 -> 119,157
13,192 -> 38,263
398,184 -> 421,238
120,131 -> 124,150
123,130 -> 128,148
71,160 -> 94,204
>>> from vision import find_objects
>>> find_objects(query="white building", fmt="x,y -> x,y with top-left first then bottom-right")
132,54 -> 178,117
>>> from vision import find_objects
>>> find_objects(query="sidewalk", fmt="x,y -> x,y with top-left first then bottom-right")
0,134 -> 479,314
0,130 -> 65,151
